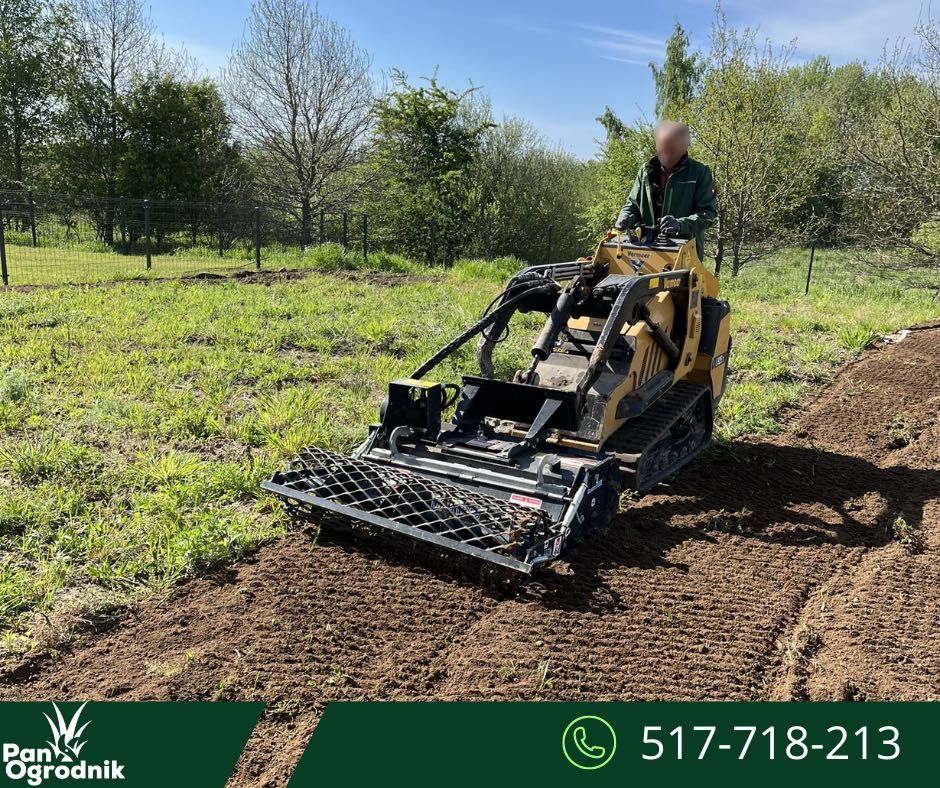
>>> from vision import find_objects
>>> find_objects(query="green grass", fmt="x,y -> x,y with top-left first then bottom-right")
716,248 -> 938,436
0,244 -> 936,648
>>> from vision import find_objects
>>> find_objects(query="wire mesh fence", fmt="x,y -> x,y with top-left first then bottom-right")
0,190 -> 386,287
0,189 -> 845,292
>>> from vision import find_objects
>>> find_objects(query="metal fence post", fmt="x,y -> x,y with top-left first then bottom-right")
362,213 -> 368,263
342,212 -> 349,251
0,205 -> 8,286
804,240 -> 816,295
319,210 -> 325,245
216,203 -> 224,257
143,199 -> 152,270
254,206 -> 262,270
27,191 -> 37,247
118,196 -> 127,253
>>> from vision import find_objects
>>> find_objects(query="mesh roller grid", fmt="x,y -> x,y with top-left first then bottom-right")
275,447 -> 554,556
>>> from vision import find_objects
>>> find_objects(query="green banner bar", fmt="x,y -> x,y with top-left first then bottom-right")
0,702 -> 262,787
290,701 -> 937,786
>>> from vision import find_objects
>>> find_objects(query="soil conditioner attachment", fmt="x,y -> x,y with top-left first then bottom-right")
263,228 -> 731,574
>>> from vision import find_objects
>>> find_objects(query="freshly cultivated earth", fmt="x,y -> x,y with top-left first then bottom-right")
2,324 -> 938,786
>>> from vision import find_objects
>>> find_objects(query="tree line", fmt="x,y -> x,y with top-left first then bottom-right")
1,0 -> 938,280
590,10 -> 940,282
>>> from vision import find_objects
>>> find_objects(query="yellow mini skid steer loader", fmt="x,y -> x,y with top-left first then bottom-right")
263,228 -> 731,574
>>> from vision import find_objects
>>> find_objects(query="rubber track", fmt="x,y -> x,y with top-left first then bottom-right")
604,380 -> 711,490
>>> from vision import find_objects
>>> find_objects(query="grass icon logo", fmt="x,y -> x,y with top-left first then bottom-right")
43,702 -> 91,763
562,715 -> 617,770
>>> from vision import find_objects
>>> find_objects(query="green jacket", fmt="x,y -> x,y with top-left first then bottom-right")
617,154 -> 717,260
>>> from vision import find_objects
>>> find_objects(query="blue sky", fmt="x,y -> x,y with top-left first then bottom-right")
151,0 -> 929,159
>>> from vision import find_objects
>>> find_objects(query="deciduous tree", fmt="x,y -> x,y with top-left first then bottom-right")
371,70 -> 491,263
223,0 -> 375,245
690,11 -> 814,274
650,21 -> 700,121
841,15 -> 940,289
118,75 -> 238,202
0,0 -> 68,188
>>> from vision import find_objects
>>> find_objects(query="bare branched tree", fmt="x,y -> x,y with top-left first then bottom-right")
64,0 -> 177,234
841,15 -> 940,290
223,0 -> 375,245
71,0 -> 194,109
61,0 -> 201,239
72,0 -> 156,98
57,0 -> 161,239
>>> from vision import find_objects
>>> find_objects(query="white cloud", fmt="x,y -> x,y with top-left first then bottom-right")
497,17 -> 664,63
730,0 -> 928,62
574,24 -> 664,48
574,23 -> 664,60
599,54 -> 648,66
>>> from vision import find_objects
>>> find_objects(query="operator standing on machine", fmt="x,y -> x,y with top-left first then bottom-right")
614,121 -> 717,261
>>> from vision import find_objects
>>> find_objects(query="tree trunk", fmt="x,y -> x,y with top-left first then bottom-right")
102,204 -> 115,244
102,82 -> 119,245
13,124 -> 23,187
300,197 -> 312,247
731,233 -> 744,277
713,211 -> 725,277
730,210 -> 745,277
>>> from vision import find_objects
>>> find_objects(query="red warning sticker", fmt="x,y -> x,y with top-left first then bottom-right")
509,493 -> 542,508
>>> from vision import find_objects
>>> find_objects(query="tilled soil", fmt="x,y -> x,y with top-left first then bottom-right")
2,325 -> 938,786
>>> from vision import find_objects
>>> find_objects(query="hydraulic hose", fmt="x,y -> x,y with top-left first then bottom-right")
410,281 -> 558,380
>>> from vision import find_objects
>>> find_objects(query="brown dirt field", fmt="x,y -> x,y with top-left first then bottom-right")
2,325 -> 938,786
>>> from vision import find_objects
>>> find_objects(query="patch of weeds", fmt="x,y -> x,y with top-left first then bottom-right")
0,438 -> 102,486
326,665 -> 351,686
661,604 -> 679,623
885,414 -> 923,449
0,630 -> 30,656
701,507 -> 754,534
883,512 -> 922,552
781,624 -> 821,671
126,449 -> 206,489
836,325 -> 878,352
0,367 -> 30,404
496,660 -> 519,681
0,485 -> 86,536
534,659 -> 553,691
163,406 -> 223,440
269,697 -> 303,720
0,557 -> 58,619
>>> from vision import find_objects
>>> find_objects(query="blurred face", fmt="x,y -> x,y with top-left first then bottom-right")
655,124 -> 689,170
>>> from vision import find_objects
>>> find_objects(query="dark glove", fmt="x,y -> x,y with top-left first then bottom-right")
659,215 -> 680,236
614,215 -> 633,232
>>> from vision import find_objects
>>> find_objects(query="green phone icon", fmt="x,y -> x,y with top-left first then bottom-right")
562,715 -> 616,770
573,726 -> 606,759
